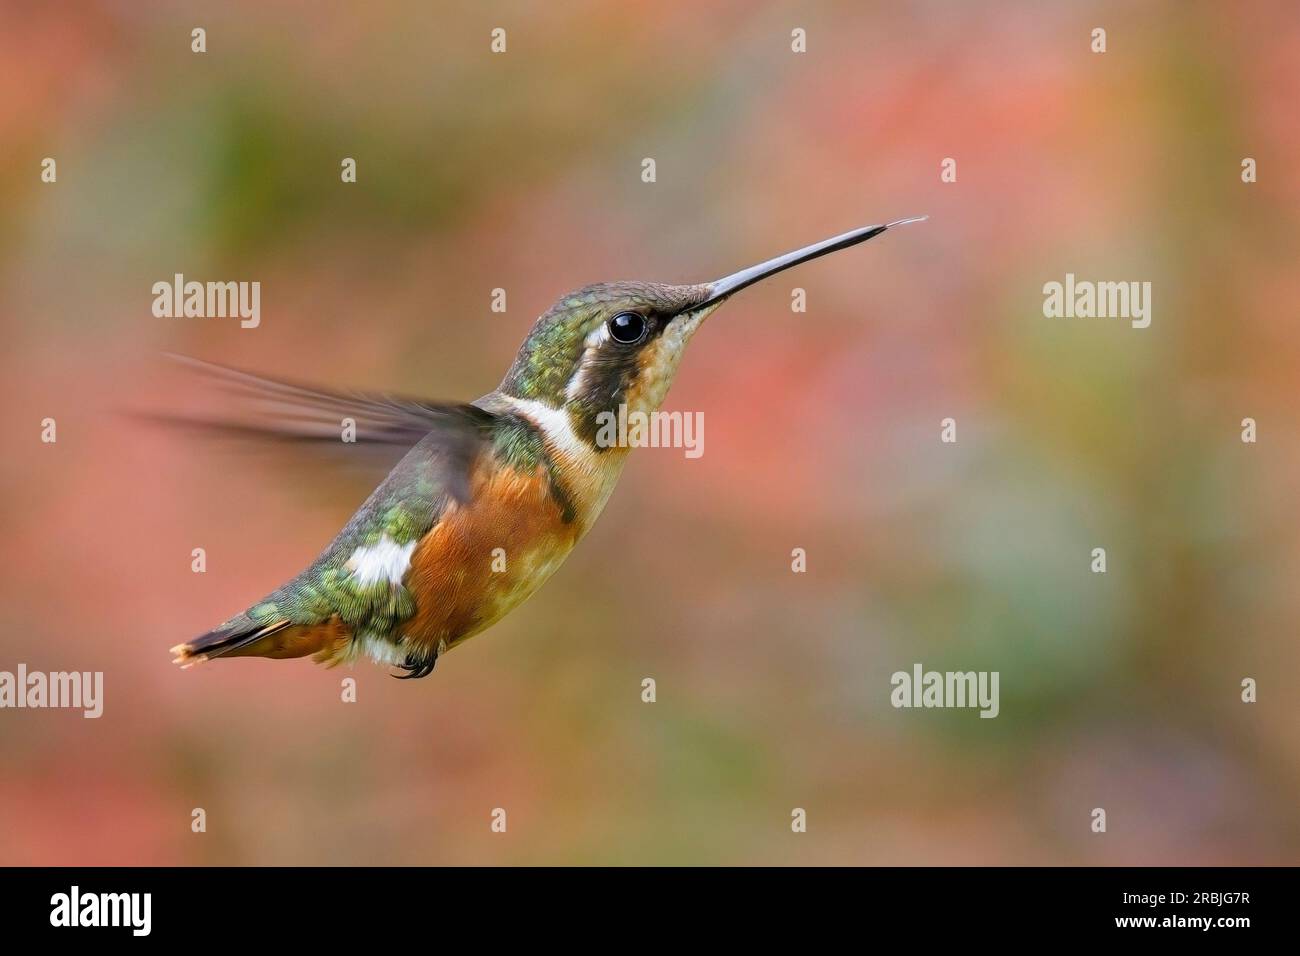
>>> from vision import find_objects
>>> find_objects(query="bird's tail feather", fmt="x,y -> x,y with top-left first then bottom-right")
170,618 -> 292,667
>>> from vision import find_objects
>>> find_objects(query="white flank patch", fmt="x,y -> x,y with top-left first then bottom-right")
357,633 -> 406,665
345,534 -> 416,586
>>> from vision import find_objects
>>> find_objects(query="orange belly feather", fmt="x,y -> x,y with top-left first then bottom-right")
398,460 -> 580,658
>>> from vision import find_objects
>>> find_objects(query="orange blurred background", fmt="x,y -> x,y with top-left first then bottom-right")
1,1 -> 1298,864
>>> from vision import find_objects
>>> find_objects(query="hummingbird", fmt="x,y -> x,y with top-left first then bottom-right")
169,218 -> 924,678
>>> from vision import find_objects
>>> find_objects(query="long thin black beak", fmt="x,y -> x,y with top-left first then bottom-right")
696,216 -> 926,309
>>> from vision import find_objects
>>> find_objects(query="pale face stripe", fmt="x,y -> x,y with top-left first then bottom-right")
565,322 -> 611,403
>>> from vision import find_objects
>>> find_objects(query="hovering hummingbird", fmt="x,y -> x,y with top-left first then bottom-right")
170,218 -> 924,677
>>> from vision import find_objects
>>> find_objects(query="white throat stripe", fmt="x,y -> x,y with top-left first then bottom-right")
498,395 -> 592,462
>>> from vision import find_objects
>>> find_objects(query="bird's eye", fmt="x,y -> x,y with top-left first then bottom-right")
608,311 -> 648,345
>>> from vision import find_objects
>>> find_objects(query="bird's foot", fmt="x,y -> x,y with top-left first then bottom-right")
393,650 -> 438,680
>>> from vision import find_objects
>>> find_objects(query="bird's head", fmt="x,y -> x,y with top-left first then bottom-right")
498,219 -> 924,447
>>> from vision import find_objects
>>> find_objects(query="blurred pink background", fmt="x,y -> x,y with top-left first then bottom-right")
1,1 -> 1298,864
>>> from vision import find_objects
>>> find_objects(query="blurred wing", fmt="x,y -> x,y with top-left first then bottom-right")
149,354 -> 497,500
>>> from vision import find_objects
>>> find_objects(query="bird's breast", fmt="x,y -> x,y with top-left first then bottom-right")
398,459 -> 585,654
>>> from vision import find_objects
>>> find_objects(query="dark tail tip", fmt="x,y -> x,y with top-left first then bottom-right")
171,618 -> 290,668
